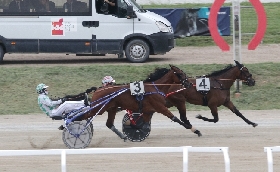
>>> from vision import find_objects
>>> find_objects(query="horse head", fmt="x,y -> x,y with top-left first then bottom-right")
169,65 -> 192,88
234,60 -> 255,86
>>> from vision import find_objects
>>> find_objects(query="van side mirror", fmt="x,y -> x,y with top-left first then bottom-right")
127,5 -> 137,19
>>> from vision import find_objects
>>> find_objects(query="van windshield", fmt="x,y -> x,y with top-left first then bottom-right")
125,0 -> 145,12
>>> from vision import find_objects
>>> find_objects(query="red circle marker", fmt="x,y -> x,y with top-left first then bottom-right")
208,0 -> 230,51
209,0 -> 267,51
248,0 -> 267,50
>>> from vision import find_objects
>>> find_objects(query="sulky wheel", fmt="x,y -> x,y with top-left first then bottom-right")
122,113 -> 151,142
62,121 -> 93,149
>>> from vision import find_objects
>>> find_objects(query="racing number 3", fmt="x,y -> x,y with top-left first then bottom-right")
130,81 -> 145,95
133,81 -> 141,93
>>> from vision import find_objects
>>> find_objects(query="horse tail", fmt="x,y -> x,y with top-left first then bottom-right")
85,86 -> 97,94
49,87 -> 97,101
63,87 -> 97,101
64,93 -> 85,101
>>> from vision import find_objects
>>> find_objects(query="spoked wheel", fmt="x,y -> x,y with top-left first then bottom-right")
122,113 -> 151,142
62,121 -> 93,149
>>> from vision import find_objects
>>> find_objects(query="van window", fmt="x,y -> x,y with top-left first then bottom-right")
127,0 -> 144,13
0,0 -> 91,16
96,0 -> 128,18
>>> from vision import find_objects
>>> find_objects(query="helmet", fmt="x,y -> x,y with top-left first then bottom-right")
36,83 -> 49,94
102,76 -> 115,85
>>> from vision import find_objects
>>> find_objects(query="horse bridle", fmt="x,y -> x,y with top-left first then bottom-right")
173,71 -> 192,88
239,66 -> 253,85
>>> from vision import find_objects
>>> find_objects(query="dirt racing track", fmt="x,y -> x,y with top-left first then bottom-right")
1,111 -> 280,171
1,45 -> 280,172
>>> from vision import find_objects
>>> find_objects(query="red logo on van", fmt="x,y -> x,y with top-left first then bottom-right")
52,18 -> 64,36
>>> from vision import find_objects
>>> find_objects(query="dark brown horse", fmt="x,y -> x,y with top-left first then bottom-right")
80,65 -> 202,140
166,60 -> 257,128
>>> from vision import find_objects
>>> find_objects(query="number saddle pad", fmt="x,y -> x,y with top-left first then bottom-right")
196,77 -> 210,92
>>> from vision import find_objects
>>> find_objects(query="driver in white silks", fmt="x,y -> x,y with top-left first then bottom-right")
36,83 -> 91,119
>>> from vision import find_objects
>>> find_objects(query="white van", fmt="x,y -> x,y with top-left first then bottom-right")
0,0 -> 174,63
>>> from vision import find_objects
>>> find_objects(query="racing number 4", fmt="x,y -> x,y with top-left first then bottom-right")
199,79 -> 207,88
196,78 -> 210,91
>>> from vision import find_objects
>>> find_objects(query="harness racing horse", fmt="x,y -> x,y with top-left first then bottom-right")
78,65 -> 202,141
166,60 -> 258,128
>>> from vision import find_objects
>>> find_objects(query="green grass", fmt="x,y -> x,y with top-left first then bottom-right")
1,63 -> 279,115
144,2 -> 280,46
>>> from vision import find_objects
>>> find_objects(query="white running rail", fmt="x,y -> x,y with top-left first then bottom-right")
0,146 -> 230,172
264,146 -> 280,172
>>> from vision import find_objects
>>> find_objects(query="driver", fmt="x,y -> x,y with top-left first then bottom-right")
101,76 -> 115,86
101,76 -> 124,113
36,83 -> 90,119
103,0 -> 116,14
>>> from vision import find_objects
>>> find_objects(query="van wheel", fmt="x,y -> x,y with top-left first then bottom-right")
125,39 -> 149,63
0,46 -> 4,64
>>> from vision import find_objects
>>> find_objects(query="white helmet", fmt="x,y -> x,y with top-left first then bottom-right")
36,83 -> 49,94
102,76 -> 115,85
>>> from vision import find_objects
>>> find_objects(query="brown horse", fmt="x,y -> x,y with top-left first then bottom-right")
79,65 -> 202,141
165,60 -> 257,128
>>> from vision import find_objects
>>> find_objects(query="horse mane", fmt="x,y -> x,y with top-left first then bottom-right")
143,68 -> 170,82
206,64 -> 234,77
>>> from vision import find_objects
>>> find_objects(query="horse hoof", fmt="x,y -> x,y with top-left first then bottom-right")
196,114 -> 202,119
58,125 -> 65,130
194,130 -> 202,137
253,123 -> 258,127
123,136 -> 128,142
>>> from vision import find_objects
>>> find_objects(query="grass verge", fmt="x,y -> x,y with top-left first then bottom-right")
1,63 -> 279,115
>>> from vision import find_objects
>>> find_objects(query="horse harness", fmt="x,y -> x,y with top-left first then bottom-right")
166,76 -> 236,106
130,81 -> 166,114
196,64 -> 251,105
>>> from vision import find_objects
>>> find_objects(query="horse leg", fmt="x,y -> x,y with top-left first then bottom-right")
176,104 -> 202,136
106,108 -> 128,141
171,115 -> 202,137
196,106 -> 219,123
224,101 -> 258,127
141,113 -> 153,132
177,107 -> 192,127
159,107 -> 202,137
110,125 -> 127,140
166,97 -> 201,136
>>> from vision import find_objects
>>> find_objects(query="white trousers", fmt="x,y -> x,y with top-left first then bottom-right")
50,101 -> 86,117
